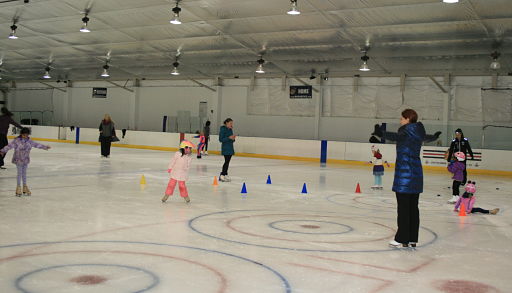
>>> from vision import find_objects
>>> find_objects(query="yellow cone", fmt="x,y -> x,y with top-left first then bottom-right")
140,175 -> 147,185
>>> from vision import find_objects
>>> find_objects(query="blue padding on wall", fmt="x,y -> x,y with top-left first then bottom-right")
75,127 -> 80,144
320,140 -> 327,164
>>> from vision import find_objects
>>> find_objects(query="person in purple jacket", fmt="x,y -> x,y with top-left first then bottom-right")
447,151 -> 466,204
0,107 -> 23,169
0,127 -> 50,196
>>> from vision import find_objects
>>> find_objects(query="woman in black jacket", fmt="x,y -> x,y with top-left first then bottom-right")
0,107 -> 23,169
447,128 -> 473,184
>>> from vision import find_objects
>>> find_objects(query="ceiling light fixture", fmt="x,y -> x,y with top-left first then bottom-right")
255,58 -> 265,74
170,2 -> 182,24
359,51 -> 370,72
43,67 -> 51,79
101,64 -> 110,77
442,0 -> 459,3
287,0 -> 301,15
171,61 -> 180,75
8,23 -> 18,39
80,14 -> 91,32
490,51 -> 501,70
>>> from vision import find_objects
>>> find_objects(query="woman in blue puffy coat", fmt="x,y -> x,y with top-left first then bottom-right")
385,109 -> 426,248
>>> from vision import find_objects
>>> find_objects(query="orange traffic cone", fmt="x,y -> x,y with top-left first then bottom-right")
355,183 -> 361,193
459,203 -> 467,216
213,176 -> 219,186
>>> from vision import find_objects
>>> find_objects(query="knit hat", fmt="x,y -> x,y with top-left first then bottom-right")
465,181 -> 476,194
455,128 -> 463,134
179,140 -> 195,149
454,151 -> 465,161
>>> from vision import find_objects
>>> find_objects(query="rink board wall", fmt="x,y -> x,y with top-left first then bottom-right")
11,125 -> 512,175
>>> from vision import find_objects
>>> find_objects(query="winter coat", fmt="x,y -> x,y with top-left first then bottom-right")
447,161 -> 465,181
99,121 -> 116,138
454,195 -> 476,213
386,122 -> 426,194
219,125 -> 235,156
0,137 -> 49,165
0,114 -> 22,135
447,133 -> 473,162
168,151 -> 192,181
203,125 -> 210,139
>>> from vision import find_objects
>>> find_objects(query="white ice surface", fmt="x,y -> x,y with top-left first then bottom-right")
0,142 -> 511,293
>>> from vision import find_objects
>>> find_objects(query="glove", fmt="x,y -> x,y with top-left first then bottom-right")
167,169 -> 172,173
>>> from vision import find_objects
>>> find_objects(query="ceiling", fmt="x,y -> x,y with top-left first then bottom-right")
0,0 -> 511,81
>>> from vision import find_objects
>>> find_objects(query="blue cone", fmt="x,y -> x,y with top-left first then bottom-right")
301,183 -> 308,194
241,182 -> 247,194
266,175 -> 272,184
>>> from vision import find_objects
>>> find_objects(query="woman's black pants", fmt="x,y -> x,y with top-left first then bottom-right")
100,137 -> 112,157
394,193 -> 420,244
221,155 -> 232,176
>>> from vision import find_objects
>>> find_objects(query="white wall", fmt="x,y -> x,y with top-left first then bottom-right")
6,76 -> 512,148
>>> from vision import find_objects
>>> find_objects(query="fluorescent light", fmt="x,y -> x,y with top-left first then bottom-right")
171,61 -> 180,75
101,65 -> 110,77
255,58 -> 265,73
442,0 -> 459,3
490,61 -> 500,70
255,64 -> 265,74
8,24 -> 18,39
80,24 -> 90,33
80,16 -> 90,32
359,61 -> 370,71
287,0 -> 301,15
170,5 -> 182,24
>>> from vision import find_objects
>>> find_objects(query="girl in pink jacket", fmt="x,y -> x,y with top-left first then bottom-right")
162,140 -> 195,203
454,181 -> 499,215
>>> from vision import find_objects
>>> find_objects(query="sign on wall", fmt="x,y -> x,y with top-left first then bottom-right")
290,85 -> 312,99
92,87 -> 108,98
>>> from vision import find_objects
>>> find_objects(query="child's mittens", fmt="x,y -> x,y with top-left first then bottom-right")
167,169 -> 172,173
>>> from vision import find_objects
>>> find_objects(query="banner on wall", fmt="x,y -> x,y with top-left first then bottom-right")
92,87 -> 107,98
422,149 -> 483,168
290,86 -> 312,99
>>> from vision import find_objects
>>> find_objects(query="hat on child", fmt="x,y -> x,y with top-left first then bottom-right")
465,181 -> 476,194
179,140 -> 195,149
454,151 -> 465,161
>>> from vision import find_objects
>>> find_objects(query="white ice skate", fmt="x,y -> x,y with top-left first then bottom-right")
219,175 -> 227,182
448,195 -> 459,204
204,151 -> 208,155
224,175 -> 231,182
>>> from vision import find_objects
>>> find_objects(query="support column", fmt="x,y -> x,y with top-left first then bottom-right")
314,84 -> 322,140
215,86 -> 223,135
131,87 -> 140,130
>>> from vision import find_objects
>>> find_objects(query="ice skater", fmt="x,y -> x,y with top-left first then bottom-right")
0,127 -> 51,196
369,145 -> 390,189
454,181 -> 499,215
162,140 -> 194,203
219,118 -> 236,182
447,152 -> 466,204
203,121 -> 210,155
194,131 -> 206,159
447,128 -> 473,184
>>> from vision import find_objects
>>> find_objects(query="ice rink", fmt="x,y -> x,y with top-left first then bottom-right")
0,142 -> 510,293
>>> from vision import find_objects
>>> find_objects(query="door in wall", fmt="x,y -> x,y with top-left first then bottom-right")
199,101 -> 208,129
